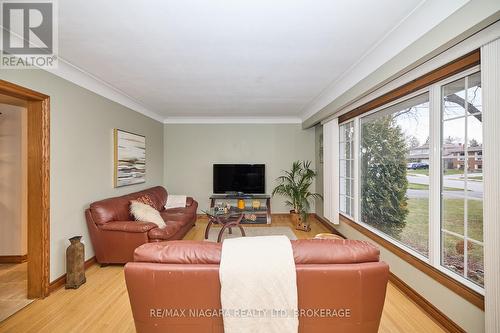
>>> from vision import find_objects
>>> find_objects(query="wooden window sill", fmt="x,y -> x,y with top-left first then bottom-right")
339,214 -> 484,310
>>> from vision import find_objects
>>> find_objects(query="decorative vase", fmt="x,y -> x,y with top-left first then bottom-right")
252,200 -> 261,209
65,236 -> 86,289
291,210 -> 311,232
237,199 -> 245,210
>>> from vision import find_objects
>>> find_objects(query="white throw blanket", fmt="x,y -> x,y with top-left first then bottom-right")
164,195 -> 187,209
219,236 -> 298,333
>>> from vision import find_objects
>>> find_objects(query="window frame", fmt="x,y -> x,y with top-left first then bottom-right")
337,65 -> 484,296
338,121 -> 355,218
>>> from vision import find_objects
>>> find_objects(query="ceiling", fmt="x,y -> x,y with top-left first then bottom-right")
56,0 -> 467,122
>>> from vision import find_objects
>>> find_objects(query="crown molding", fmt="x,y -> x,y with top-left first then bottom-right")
163,116 -> 302,124
300,0 -> 483,126
45,58 -> 165,123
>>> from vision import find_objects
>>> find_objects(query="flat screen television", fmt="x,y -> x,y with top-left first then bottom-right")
213,164 -> 265,194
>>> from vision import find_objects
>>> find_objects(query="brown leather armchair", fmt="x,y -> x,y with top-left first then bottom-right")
125,239 -> 389,333
85,186 -> 198,264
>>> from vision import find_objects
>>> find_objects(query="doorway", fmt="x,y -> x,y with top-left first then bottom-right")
0,94 -> 30,321
0,80 -> 50,307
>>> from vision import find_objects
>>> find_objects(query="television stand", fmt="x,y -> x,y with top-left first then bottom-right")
209,194 -> 271,224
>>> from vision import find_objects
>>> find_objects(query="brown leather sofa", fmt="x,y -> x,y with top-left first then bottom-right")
125,239 -> 389,333
85,186 -> 198,264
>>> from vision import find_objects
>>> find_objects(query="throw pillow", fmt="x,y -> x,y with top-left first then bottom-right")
130,200 -> 166,228
135,194 -> 157,210
165,195 -> 187,209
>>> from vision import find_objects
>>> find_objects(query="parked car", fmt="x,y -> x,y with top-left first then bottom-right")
407,162 -> 429,170
407,163 -> 418,169
418,163 -> 428,169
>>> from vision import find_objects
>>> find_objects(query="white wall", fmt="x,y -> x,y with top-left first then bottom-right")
334,219 -> 485,332
0,104 -> 27,256
0,70 -> 164,281
164,124 -> 316,212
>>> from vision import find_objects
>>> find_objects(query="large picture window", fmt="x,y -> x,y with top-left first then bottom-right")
337,67 -> 484,292
360,93 -> 430,257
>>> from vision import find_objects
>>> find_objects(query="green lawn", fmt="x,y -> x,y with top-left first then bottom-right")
407,183 -> 465,191
393,198 -> 483,250
407,169 -> 429,176
387,197 -> 484,286
396,198 -> 430,256
407,183 -> 428,190
444,169 -> 468,175
442,199 -> 483,241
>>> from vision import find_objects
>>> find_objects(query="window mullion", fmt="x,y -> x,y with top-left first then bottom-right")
463,76 -> 469,280
353,117 -> 360,222
429,84 -> 442,267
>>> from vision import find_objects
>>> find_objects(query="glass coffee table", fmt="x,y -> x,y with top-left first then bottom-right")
203,207 -> 245,242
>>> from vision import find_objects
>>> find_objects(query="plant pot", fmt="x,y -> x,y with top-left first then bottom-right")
296,220 -> 311,232
290,210 -> 311,232
290,210 -> 300,224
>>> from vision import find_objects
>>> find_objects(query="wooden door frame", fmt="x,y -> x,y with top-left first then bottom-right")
0,79 -> 50,298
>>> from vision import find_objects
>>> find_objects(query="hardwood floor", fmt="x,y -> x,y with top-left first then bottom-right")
0,217 -> 446,332
0,263 -> 33,323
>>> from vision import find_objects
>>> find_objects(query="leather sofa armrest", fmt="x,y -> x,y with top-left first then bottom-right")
186,197 -> 195,207
100,221 -> 158,233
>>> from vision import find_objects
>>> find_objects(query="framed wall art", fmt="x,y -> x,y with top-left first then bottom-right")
114,129 -> 146,187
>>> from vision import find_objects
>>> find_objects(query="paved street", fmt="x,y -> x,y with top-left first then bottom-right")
407,173 -> 483,200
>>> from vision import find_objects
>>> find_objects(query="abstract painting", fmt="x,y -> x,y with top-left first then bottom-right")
114,129 -> 146,187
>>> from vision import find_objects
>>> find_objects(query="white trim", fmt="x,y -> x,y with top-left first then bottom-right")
163,117 -> 302,124
323,118 -> 339,224
314,21 -> 500,124
481,38 -> 500,333
353,118 -> 360,222
338,120 -> 355,218
437,65 -> 481,86
437,262 -> 485,294
332,121 -> 340,225
429,84 -> 442,268
45,58 -> 164,122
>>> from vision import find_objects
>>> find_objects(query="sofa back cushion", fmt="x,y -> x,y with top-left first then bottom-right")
89,186 -> 168,225
133,239 -> 380,264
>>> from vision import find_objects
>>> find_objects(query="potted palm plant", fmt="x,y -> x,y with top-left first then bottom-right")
272,161 -> 322,231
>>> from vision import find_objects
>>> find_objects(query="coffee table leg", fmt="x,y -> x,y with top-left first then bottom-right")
218,224 -> 229,243
205,218 -> 214,240
238,225 -> 246,237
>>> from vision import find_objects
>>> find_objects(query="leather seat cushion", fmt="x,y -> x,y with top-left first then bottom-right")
162,204 -> 196,216
134,239 -> 380,264
160,210 -> 193,223
135,241 -> 222,264
147,220 -> 185,240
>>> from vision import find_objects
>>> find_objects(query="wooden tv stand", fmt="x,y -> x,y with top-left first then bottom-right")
209,194 -> 271,224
